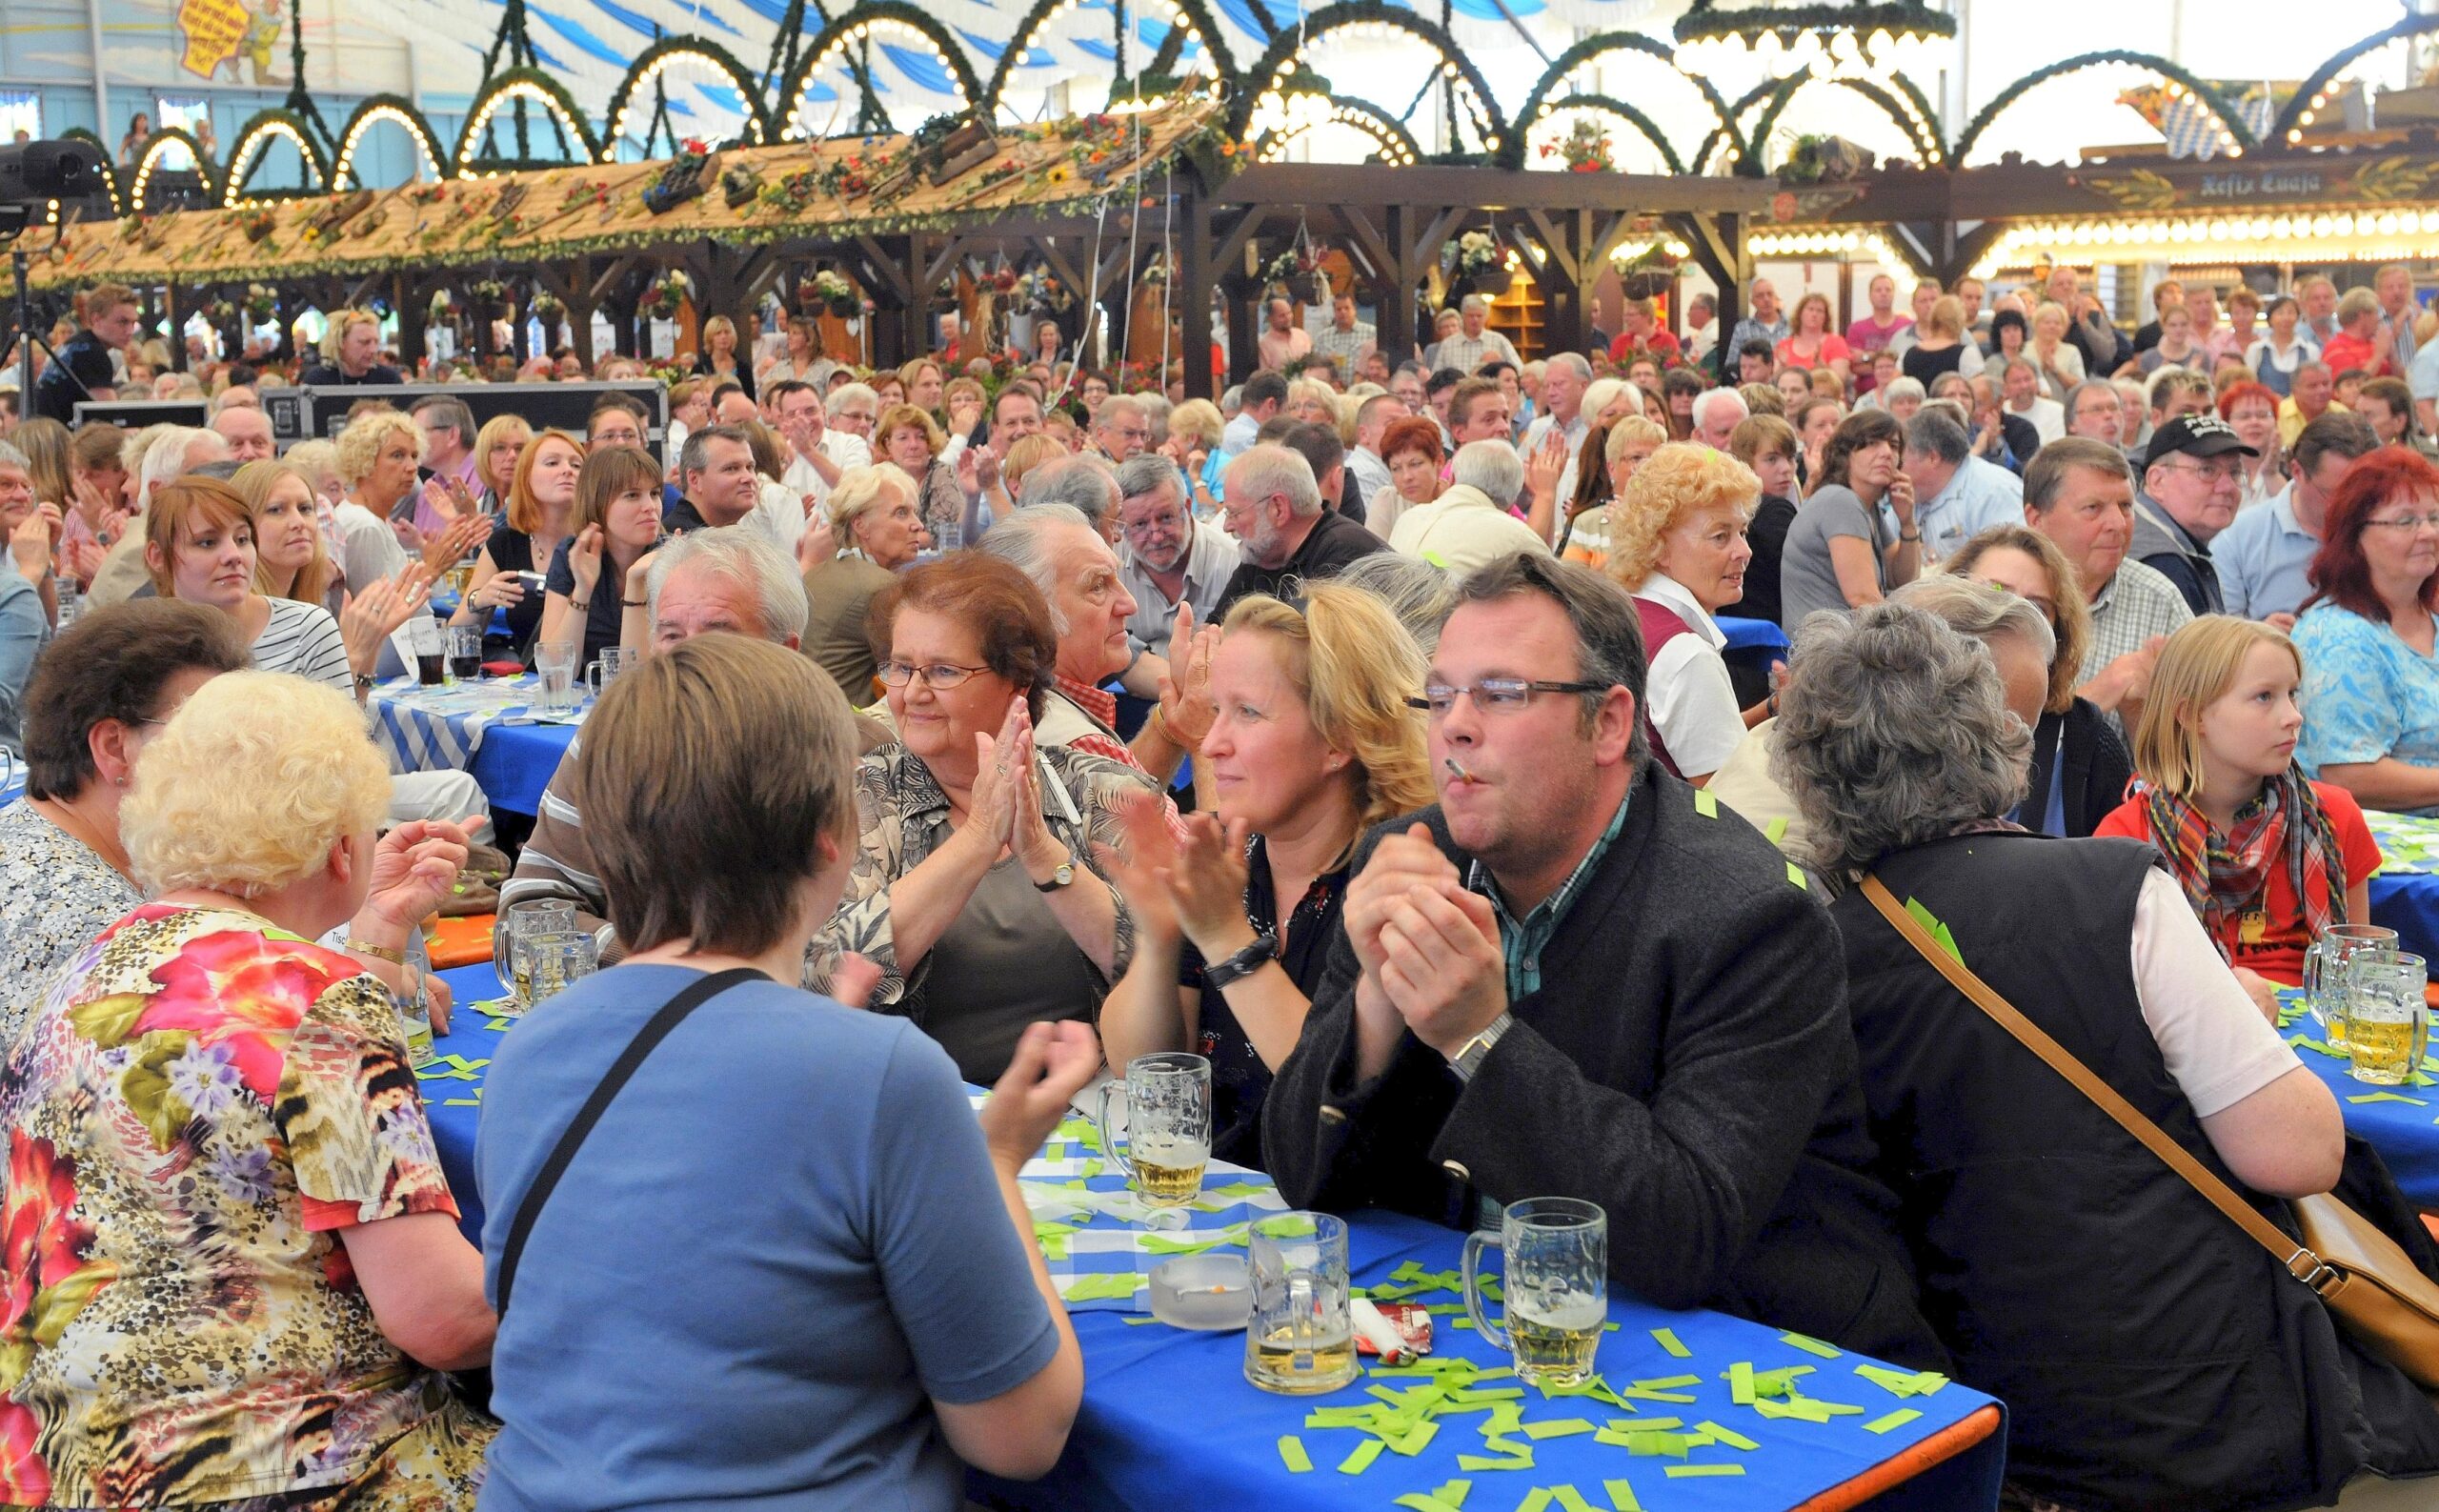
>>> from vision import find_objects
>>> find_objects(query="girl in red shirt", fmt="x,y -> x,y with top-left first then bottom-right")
2096,615 -> 2378,998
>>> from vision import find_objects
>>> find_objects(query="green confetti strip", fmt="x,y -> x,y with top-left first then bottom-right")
1459,1453 -> 1536,1472
1629,1375 -> 1700,1390
1693,788 -> 1719,818
1120,1315 -> 1160,1325
1437,1480 -> 1473,1507
1515,1490 -> 1553,1512
1663,1464 -> 1746,1479
1339,1439 -> 1385,1475
1854,1364 -> 1949,1398
1727,1361 -> 1755,1404
1394,1497 -> 1460,1512
1279,1436 -> 1312,1473
1521,1420 -> 1593,1441
1602,1478 -> 1643,1511
1764,816 -> 1788,845
2348,1092 -> 2430,1105
1615,1387 -> 1697,1403
1394,1421 -> 1441,1457
1648,1328 -> 1691,1359
1864,1408 -> 1924,1435
1694,1421 -> 1759,1451
1786,860 -> 1809,890
1622,1431 -> 1691,1458
1550,1485 -> 1600,1512
1059,1273 -> 1143,1301
1779,1331 -> 1843,1359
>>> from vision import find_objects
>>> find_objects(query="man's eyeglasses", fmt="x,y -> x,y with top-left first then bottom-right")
1407,678 -> 1605,716
877,660 -> 989,690
2364,512 -> 2439,532
1121,511 -> 1186,538
2158,457 -> 2243,485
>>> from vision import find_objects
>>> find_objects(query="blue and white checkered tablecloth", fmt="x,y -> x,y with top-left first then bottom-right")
368,676 -> 585,777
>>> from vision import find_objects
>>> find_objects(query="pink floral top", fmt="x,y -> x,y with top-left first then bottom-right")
0,902 -> 462,1506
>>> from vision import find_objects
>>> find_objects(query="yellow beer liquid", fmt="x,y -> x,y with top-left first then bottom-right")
1508,1299 -> 1603,1385
1247,1325 -> 1358,1393
2350,1015 -> 2416,1085
1131,1136 -> 1207,1206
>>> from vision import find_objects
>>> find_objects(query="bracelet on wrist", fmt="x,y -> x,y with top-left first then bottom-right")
569,597 -> 591,613
621,598 -> 649,609
346,937 -> 408,964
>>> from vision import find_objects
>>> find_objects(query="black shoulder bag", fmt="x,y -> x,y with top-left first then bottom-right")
494,967 -> 762,1316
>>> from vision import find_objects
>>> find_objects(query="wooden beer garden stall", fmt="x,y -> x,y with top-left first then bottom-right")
6,92 -> 1773,399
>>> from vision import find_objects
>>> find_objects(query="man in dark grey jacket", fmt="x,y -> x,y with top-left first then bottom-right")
1260,554 -> 1943,1368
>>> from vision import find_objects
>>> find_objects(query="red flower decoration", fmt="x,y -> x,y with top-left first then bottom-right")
136,931 -> 351,1099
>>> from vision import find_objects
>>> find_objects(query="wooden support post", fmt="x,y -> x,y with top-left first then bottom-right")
1378,204 -> 1414,366
396,272 -> 427,372
1179,191 -> 1215,400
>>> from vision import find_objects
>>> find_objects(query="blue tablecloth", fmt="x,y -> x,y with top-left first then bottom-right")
370,677 -> 577,816
0,766 -> 22,807
422,965 -> 2003,1511
2279,987 -> 2439,1209
2368,814 -> 2439,974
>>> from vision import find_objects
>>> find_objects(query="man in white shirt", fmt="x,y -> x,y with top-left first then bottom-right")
1683,292 -> 1719,365
1222,372 -> 1288,457
1389,440 -> 1550,575
1115,455 -> 1238,659
1345,393 -> 1407,514
1998,356 -> 2065,446
771,379 -> 871,513
1517,353 -> 1591,513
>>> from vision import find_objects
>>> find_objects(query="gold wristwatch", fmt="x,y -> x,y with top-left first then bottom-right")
1448,1012 -> 1514,1081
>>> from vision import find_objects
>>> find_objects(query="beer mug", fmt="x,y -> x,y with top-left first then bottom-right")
2348,952 -> 2429,1087
1242,1212 -> 1357,1395
493,898 -> 576,1011
534,644 -> 579,714
2310,923 -> 2400,1051
521,930 -> 600,1006
1091,1052 -> 1211,1208
1462,1197 -> 1607,1387
586,647 -> 635,699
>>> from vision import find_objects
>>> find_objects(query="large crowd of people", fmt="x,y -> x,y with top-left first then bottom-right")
3,257 -> 2439,1512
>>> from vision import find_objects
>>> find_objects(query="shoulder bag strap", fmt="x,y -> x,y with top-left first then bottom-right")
494,966 -> 763,1316
1858,875 -> 2334,1290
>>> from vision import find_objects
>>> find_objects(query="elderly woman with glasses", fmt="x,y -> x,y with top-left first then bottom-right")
808,554 -> 1149,1081
802,466 -> 929,702
2295,446 -> 2439,816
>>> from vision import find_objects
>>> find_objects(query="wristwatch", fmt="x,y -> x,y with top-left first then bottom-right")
1033,850 -> 1077,892
1203,931 -> 1280,990
1447,1012 -> 1515,1082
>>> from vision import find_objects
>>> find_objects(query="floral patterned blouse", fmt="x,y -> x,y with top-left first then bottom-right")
0,801 -> 140,1052
0,901 -> 491,1507
806,741 -> 1147,1018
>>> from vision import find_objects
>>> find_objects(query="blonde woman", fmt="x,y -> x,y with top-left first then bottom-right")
1166,396 -> 1227,513
2029,300 -> 2087,400
303,306 -> 400,385
454,428 -> 581,661
803,466 -> 928,702
234,458 -> 338,614
1604,442 -> 1760,784
333,408 -> 485,586
1559,415 -> 1665,571
1099,583 -> 1434,1165
471,412 -> 532,514
2097,615 -> 2375,993
0,671 -> 494,1507
693,313 -> 753,403
1287,377 -> 1337,429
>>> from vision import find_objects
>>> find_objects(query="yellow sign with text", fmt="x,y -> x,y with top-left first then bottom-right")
178,0 -> 252,79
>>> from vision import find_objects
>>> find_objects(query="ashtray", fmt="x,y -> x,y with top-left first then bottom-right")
1148,1254 -> 1252,1331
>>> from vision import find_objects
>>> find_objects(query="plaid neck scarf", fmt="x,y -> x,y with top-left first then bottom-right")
2144,765 -> 2347,959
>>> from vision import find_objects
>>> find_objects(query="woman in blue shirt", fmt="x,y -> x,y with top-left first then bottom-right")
0,447 -> 53,753
2295,446 -> 2439,817
475,635 -> 1093,1512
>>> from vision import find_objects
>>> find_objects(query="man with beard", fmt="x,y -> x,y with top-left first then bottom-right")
1214,444 -> 1385,615
1115,455 -> 1238,660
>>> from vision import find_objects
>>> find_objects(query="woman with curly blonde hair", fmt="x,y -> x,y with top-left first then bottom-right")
0,670 -> 495,1508
1605,441 -> 1760,785
1099,581 -> 1433,1165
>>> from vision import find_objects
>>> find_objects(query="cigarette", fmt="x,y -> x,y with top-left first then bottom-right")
1444,757 -> 1475,783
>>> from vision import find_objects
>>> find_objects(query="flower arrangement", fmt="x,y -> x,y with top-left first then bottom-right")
641,268 -> 692,321
1542,117 -> 1613,174
533,292 -> 566,327
1446,230 -> 1499,275
243,283 -> 277,320
427,289 -> 454,323
988,267 -> 1018,294
470,277 -> 510,313
206,297 -> 238,326
809,268 -> 857,317
1014,266 -> 1061,313
234,206 -> 278,245
559,177 -> 614,212
642,137 -> 716,215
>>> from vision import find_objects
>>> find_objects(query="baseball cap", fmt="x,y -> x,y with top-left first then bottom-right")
2141,413 -> 2258,472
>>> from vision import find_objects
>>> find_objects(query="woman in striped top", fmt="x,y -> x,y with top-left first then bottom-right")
143,477 -> 424,702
